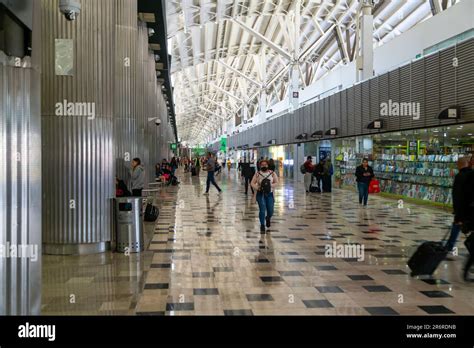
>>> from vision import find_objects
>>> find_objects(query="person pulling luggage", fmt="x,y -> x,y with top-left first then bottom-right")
445,157 -> 472,253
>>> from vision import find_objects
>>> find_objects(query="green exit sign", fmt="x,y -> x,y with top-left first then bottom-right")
170,143 -> 177,150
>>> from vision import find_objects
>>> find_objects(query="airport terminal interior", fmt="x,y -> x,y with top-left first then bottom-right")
1,0 -> 474,316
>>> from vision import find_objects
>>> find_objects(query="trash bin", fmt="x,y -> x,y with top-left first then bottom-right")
115,197 -> 144,253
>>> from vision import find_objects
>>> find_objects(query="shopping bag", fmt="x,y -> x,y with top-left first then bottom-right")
369,179 -> 380,194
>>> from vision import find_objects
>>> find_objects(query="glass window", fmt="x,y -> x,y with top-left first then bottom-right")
55,39 -> 74,76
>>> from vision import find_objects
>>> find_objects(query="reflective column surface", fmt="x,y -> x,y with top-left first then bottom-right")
42,168 -> 474,315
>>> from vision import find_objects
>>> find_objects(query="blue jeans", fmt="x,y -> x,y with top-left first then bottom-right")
256,192 -> 274,226
357,182 -> 369,205
445,223 -> 462,251
206,171 -> 221,192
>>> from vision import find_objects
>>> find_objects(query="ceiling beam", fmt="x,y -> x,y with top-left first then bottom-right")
232,17 -> 293,61
216,59 -> 263,88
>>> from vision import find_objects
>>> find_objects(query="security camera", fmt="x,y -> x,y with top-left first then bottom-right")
59,0 -> 81,21
154,118 -> 162,126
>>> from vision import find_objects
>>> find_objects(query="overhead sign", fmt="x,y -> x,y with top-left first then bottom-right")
220,137 -> 227,153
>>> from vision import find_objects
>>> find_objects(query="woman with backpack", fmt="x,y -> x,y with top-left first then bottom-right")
251,159 -> 279,233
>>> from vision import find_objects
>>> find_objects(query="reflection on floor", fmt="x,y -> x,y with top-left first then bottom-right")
42,168 -> 474,315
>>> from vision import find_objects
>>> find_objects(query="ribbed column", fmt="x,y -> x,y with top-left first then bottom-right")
41,0 -> 115,254
0,0 -> 42,314
114,0 -> 139,181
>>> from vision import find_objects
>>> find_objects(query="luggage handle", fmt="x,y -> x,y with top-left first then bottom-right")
440,227 -> 452,242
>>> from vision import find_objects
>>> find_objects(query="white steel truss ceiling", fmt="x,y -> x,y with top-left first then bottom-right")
166,0 -> 462,144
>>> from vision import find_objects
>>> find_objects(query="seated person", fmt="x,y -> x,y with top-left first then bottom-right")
155,163 -> 164,181
160,165 -> 172,184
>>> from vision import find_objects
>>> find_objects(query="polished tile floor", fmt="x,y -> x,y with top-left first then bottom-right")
42,168 -> 474,315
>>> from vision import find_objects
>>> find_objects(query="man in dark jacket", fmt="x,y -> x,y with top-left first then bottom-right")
446,157 -> 472,252
312,159 -> 325,191
241,161 -> 256,195
446,156 -> 474,281
355,158 -> 374,206
464,156 -> 474,280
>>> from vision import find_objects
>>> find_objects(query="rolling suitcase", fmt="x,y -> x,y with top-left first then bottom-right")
408,230 -> 449,276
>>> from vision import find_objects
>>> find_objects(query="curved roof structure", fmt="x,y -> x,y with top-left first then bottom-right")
166,0 -> 461,145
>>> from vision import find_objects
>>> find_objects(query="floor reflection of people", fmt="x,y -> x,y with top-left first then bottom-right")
255,233 -> 276,269
205,195 -> 221,237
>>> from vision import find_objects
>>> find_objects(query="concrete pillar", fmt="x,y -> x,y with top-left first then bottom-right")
357,2 -> 374,81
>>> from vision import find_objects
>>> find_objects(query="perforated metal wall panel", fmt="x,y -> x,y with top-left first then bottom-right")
424,53 -> 441,128
361,80 -> 371,133
398,65 -> 412,129
354,84 -> 362,134
347,87 -> 355,136
456,39 -> 474,120
303,104 -> 311,133
386,69 -> 401,132
369,78 -> 379,134
411,59 -> 425,129
226,38 -> 474,147
340,89 -> 348,137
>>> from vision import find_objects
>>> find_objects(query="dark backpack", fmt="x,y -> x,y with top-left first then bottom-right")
144,203 -> 159,222
259,171 -> 273,195
171,176 -> 179,186
300,164 -> 306,174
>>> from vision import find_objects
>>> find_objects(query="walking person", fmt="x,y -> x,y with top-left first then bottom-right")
355,158 -> 374,206
322,159 -> 334,193
313,159 -> 325,192
227,159 -> 232,173
251,160 -> 278,233
130,158 -> 145,197
445,157 -> 472,252
194,157 -> 201,176
242,160 -> 256,195
170,157 -> 178,176
203,152 -> 222,195
464,155 -> 474,281
268,158 -> 276,172
302,156 -> 315,193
